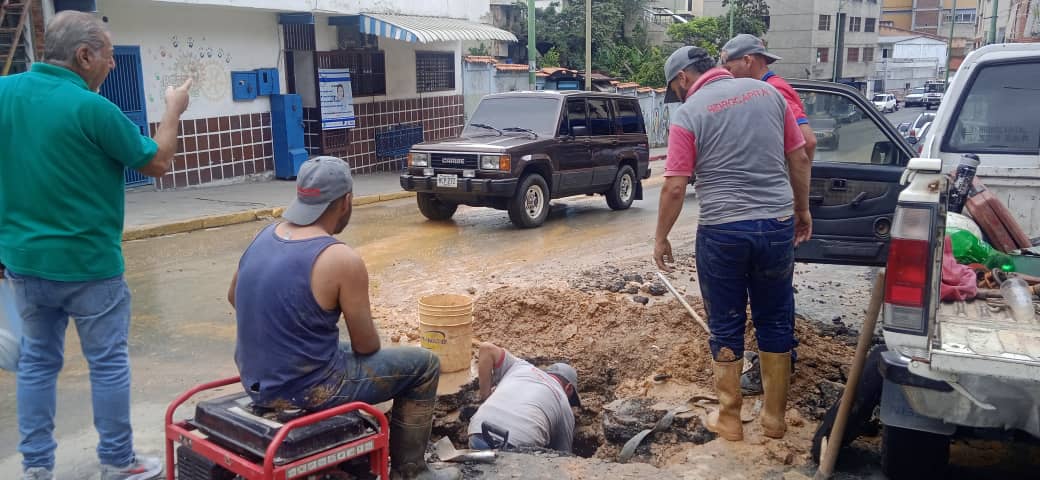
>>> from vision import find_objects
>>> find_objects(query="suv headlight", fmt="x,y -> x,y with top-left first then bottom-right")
480,154 -> 511,171
409,152 -> 430,167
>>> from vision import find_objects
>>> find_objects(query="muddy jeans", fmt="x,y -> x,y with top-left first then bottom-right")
5,271 -> 136,471
696,218 -> 796,362
307,344 -> 441,410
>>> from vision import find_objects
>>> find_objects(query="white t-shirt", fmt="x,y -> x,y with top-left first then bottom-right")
467,352 -> 575,451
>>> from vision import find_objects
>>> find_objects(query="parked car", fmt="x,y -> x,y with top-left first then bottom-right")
399,91 -> 651,228
896,121 -> 912,139
908,121 -> 931,154
872,93 -> 899,113
811,117 -> 840,150
833,103 -> 863,124
907,112 -> 934,139
903,87 -> 925,107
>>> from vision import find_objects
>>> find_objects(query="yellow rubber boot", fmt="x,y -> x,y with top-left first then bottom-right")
706,359 -> 744,441
759,351 -> 792,439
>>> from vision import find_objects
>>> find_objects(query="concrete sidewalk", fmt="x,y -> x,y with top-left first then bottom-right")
124,147 -> 668,240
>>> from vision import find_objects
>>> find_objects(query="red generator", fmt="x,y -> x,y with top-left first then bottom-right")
165,377 -> 390,480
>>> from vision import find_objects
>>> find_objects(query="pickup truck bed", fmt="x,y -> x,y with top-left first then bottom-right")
935,302 -> 1040,381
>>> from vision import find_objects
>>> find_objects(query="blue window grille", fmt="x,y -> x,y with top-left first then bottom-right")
375,123 -> 424,159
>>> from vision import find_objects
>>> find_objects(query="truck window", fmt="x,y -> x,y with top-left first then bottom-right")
566,99 -> 588,135
801,91 -> 897,165
615,100 -> 644,134
587,98 -> 613,135
945,61 -> 1040,155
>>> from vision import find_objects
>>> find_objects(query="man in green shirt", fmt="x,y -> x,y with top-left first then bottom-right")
0,11 -> 190,480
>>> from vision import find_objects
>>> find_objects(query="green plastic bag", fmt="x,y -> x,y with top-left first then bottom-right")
947,228 -> 1015,272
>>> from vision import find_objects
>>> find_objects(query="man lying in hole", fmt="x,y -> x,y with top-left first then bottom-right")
228,157 -> 459,480
466,342 -> 579,452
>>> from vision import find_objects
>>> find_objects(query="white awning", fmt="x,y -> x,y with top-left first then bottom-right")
359,13 -> 518,44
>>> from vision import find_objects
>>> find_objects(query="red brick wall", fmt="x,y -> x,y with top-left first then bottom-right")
149,112 -> 273,189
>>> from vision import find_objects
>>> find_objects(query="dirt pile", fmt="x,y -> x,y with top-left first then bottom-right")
429,286 -> 859,464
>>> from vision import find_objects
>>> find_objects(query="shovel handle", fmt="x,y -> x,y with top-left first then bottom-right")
655,272 -> 710,334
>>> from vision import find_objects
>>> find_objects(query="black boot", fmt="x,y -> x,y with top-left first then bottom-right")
389,398 -> 461,480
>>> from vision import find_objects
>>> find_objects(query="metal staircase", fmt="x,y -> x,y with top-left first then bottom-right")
1,0 -> 34,76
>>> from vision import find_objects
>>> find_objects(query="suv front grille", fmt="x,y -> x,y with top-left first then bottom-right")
431,153 -> 479,169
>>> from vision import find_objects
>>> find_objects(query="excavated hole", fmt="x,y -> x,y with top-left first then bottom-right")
427,284 -> 861,466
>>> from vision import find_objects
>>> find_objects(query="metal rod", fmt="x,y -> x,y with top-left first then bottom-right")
655,272 -> 710,334
988,0 -> 999,44
814,269 -> 887,479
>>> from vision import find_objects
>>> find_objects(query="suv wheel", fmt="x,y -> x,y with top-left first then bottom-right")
606,165 -> 636,211
508,174 -> 549,228
416,193 -> 458,221
881,426 -> 949,480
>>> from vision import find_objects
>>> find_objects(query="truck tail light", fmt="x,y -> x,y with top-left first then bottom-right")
883,205 -> 935,334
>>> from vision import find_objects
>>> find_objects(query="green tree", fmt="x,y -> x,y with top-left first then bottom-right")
468,43 -> 491,56
631,46 -> 667,87
722,0 -> 770,37
541,47 -> 562,68
667,17 -> 726,57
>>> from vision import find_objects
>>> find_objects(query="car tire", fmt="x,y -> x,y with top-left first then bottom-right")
606,165 -> 636,211
811,345 -> 885,464
416,193 -> 458,221
508,174 -> 550,228
880,426 -> 950,480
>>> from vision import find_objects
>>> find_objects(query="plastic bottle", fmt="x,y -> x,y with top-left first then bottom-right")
948,229 -> 1015,272
947,154 -> 980,214
1000,277 -> 1036,323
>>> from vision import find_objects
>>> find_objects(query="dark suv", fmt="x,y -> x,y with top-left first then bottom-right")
399,91 -> 651,228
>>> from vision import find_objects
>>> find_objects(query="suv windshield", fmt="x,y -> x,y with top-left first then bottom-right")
463,97 -> 561,137
946,61 -> 1040,154
909,87 -> 925,94
872,95 -> 888,102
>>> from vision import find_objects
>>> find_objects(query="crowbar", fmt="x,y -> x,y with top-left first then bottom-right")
655,272 -> 710,334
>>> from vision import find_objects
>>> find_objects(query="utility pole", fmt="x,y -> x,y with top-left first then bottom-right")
832,2 -> 844,83
729,5 -> 735,38
528,0 -> 536,89
585,0 -> 592,90
988,0 -> 999,44
944,0 -> 956,84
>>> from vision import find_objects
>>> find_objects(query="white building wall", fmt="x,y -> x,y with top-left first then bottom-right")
97,0 -> 282,121
154,0 -> 492,21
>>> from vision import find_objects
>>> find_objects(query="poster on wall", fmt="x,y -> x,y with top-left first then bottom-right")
319,68 -> 356,130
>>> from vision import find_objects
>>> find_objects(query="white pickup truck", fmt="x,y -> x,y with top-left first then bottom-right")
876,43 -> 1040,479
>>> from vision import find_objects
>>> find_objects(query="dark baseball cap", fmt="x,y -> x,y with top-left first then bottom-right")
283,156 -> 354,226
720,34 -> 782,65
664,46 -> 715,104
545,363 -> 581,407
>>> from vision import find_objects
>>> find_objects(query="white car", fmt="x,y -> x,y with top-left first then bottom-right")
903,87 -> 925,107
872,93 -> 898,113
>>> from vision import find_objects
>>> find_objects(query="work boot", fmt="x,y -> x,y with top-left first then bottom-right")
22,467 -> 53,480
389,398 -> 461,480
706,358 -> 744,441
760,351 -> 792,439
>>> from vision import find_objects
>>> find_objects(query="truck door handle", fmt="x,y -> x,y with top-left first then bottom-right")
851,191 -> 868,207
830,179 -> 848,191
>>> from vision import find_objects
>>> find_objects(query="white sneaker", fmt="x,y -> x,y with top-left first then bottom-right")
22,467 -> 54,480
99,454 -> 163,480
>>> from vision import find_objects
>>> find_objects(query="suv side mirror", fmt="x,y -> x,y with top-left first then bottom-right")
571,125 -> 588,137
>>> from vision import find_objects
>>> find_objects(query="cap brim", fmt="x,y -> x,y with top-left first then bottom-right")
569,391 -> 582,407
762,52 -> 782,64
663,81 -> 681,104
282,198 -> 331,226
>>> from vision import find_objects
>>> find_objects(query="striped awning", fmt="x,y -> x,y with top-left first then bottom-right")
359,13 -> 518,44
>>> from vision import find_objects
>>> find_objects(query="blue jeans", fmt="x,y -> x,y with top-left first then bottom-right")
5,271 -> 135,470
307,344 -> 441,410
696,218 -> 796,362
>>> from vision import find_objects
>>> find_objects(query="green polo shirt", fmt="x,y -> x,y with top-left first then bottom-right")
0,63 -> 158,281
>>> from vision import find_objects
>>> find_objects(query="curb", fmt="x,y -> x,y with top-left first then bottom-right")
122,191 -> 416,242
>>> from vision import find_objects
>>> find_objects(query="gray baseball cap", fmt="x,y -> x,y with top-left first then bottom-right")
663,46 -> 715,104
283,156 -> 354,226
545,363 -> 581,407
720,34 -> 781,65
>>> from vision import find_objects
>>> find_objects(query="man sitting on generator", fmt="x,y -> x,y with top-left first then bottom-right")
228,157 -> 459,480
466,342 -> 579,452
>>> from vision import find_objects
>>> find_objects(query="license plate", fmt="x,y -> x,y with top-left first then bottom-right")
436,174 -> 458,188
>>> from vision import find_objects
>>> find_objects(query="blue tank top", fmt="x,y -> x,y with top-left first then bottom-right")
234,223 -> 345,407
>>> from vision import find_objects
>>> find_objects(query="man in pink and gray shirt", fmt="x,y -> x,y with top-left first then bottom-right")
652,46 -> 811,443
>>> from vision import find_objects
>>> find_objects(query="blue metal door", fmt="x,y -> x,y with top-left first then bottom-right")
98,45 -> 152,187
